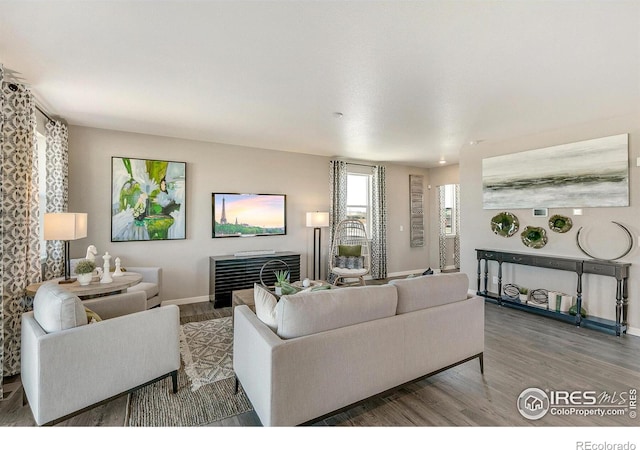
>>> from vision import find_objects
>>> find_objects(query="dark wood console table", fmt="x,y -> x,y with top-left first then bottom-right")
476,248 -> 630,336
209,252 -> 301,308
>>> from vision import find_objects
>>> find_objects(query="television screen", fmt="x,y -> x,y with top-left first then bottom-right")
212,193 -> 286,238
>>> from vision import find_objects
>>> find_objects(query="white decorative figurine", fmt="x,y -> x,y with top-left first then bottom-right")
112,257 -> 124,277
100,251 -> 113,284
85,245 -> 98,263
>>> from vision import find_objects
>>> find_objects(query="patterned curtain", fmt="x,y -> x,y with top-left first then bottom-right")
438,184 -> 461,270
0,70 -> 41,386
438,185 -> 447,270
328,160 -> 347,280
453,184 -> 461,269
43,119 -> 69,280
370,165 -> 387,279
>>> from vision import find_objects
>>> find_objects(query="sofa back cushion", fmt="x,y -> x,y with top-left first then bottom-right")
253,283 -> 278,332
275,284 -> 398,339
34,282 -> 88,333
390,272 -> 470,314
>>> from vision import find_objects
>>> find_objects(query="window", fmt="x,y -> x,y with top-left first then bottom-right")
346,170 -> 372,235
443,183 -> 457,236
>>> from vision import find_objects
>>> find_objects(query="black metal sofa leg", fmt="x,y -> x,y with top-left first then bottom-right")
171,370 -> 178,393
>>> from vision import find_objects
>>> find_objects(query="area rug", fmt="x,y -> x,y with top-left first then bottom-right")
125,317 -> 254,426
180,316 -> 234,391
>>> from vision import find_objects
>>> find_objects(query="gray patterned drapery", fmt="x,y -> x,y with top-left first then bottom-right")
438,184 -> 461,270
370,164 -> 387,279
0,69 -> 42,389
328,160 -> 347,280
43,119 -> 69,280
438,185 -> 447,270
329,160 -> 387,281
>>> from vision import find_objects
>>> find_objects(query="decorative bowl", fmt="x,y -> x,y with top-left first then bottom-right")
521,226 -> 548,249
490,212 -> 519,238
549,214 -> 572,233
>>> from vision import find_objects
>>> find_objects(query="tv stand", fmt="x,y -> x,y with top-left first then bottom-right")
209,251 -> 300,308
476,248 -> 630,336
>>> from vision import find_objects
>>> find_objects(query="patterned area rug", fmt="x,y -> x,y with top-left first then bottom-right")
126,317 -> 254,426
180,316 -> 234,391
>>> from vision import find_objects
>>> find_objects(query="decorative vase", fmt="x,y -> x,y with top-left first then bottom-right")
275,285 -> 282,296
77,273 -> 93,286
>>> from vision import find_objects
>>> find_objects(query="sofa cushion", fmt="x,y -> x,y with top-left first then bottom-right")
127,281 -> 158,300
389,272 -> 470,314
338,245 -> 361,257
275,284 -> 398,339
34,282 -> 88,333
253,283 -> 278,332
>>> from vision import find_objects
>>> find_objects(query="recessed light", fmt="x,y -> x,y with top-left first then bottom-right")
333,112 -> 343,118
439,160 -> 447,165
469,139 -> 484,146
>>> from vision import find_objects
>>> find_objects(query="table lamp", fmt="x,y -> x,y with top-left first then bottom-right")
306,212 -> 329,280
44,212 -> 88,284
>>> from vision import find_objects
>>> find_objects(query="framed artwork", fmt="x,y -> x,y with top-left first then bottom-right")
111,157 -> 186,241
409,174 -> 424,247
482,134 -> 629,209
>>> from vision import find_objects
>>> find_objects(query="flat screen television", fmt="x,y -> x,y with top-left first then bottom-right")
212,193 -> 286,238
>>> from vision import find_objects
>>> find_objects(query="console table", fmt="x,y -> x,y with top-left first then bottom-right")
209,252 -> 301,308
476,248 -> 630,336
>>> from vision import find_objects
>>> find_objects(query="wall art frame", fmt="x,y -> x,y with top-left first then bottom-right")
409,174 -> 424,247
111,156 -> 186,242
482,134 -> 629,209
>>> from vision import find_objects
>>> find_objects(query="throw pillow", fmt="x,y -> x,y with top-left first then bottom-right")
253,283 -> 278,332
84,307 -> 102,324
33,282 -> 88,333
338,245 -> 361,257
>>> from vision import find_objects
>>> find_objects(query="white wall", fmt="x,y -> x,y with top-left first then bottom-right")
459,113 -> 640,335
68,126 -> 430,301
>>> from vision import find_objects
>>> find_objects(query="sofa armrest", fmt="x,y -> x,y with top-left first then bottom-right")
21,305 -> 180,425
233,305 -> 284,425
82,290 -> 146,319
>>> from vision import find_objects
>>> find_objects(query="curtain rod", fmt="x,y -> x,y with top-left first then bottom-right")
35,104 -> 54,123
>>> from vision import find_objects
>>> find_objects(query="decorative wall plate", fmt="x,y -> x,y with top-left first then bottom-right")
549,215 -> 572,233
521,226 -> 547,249
490,212 -> 519,237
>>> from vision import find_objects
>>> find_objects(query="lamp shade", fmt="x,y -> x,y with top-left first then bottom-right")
44,213 -> 88,241
306,212 -> 329,228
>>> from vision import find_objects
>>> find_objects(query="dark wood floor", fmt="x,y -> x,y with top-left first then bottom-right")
2,295 -> 640,428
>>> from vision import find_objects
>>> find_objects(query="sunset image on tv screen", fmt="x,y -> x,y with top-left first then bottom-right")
212,193 -> 285,237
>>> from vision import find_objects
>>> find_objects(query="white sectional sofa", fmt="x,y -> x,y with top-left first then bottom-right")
233,272 -> 484,426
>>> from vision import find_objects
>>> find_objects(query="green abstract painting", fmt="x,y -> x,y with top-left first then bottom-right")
111,157 -> 186,241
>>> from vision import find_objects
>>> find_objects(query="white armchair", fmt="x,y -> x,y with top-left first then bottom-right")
21,282 -> 180,426
126,266 -> 163,308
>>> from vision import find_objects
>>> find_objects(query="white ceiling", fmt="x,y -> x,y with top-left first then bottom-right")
1,1 -> 639,168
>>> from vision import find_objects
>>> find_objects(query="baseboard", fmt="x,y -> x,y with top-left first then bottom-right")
160,295 -> 209,307
626,326 -> 640,337
387,269 -> 433,278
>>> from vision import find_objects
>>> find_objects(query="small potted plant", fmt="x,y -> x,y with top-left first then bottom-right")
75,259 -> 96,286
273,269 -> 289,295
518,286 -> 529,303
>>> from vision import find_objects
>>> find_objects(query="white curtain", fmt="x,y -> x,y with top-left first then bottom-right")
0,67 -> 42,388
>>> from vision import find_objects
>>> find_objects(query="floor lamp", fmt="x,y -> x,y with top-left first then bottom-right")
306,212 -> 329,280
44,212 -> 88,284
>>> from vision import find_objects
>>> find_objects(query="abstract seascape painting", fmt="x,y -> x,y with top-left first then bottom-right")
112,157 -> 186,241
482,134 -> 629,209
